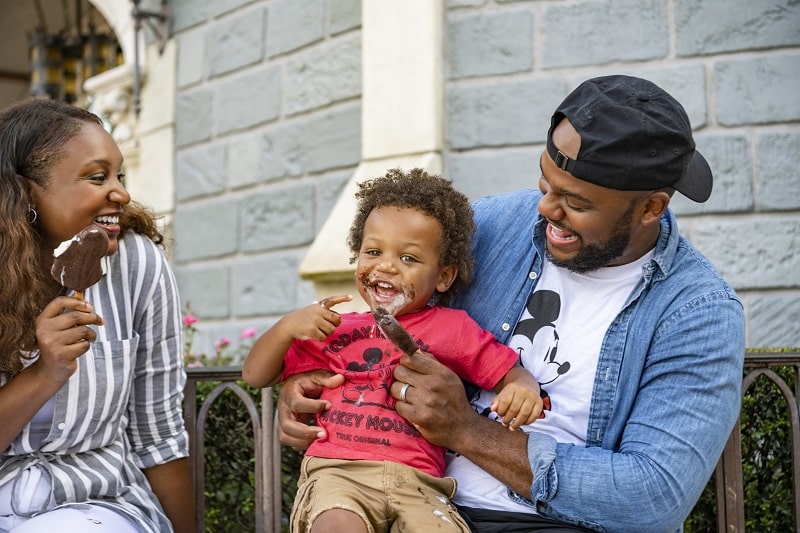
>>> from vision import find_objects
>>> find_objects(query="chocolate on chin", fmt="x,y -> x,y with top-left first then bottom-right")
373,306 -> 418,355
51,224 -> 109,299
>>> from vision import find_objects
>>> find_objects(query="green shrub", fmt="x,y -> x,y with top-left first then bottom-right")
685,364 -> 797,531
193,380 -> 301,533
182,307 -> 300,531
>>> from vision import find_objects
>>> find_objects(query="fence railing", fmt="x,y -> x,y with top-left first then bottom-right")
184,351 -> 800,533
716,351 -> 800,533
183,367 -> 281,533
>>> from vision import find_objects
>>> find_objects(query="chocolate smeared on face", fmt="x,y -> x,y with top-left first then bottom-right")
357,269 -> 415,316
51,224 -> 109,299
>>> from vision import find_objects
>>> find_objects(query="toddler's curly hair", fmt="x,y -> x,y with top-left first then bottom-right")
346,167 -> 475,306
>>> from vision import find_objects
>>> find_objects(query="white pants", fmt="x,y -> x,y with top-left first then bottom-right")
0,466 -> 140,533
1,505 -> 141,533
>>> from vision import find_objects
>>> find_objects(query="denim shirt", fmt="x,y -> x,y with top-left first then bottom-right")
450,189 -> 745,532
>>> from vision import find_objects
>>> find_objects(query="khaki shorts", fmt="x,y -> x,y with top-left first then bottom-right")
291,456 -> 471,533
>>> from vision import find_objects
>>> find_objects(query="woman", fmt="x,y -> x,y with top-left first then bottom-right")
0,98 -> 194,532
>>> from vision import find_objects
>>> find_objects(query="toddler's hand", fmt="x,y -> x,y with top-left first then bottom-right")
284,294 -> 352,342
491,381 -> 543,431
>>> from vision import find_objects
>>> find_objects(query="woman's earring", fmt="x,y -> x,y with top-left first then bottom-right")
27,204 -> 38,224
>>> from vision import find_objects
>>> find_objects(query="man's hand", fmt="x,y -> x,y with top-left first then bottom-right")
390,351 -> 476,450
392,351 -> 534,496
277,370 -> 345,451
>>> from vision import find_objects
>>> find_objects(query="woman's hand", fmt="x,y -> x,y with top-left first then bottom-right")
32,295 -> 104,386
0,295 -> 104,451
277,370 -> 345,451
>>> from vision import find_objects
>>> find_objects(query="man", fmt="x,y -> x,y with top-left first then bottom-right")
278,75 -> 745,532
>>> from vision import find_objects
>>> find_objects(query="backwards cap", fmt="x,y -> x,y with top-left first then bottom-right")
546,75 -> 712,202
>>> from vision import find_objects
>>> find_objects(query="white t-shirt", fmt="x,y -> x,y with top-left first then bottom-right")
448,252 -> 652,512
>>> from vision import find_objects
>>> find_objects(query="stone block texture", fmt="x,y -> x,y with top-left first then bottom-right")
172,0 -> 800,353
715,54 -> 800,126
215,66 -> 282,134
541,0 -> 668,68
675,0 -> 800,56
266,0 -> 326,57
207,9 -> 265,78
176,144 -> 227,201
448,9 -> 534,79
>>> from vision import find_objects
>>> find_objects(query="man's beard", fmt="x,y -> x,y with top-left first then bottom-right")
545,203 -> 635,274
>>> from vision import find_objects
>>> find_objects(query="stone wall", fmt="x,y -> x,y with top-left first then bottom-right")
170,0 -> 798,355
443,0 -> 799,348
171,0 -> 363,352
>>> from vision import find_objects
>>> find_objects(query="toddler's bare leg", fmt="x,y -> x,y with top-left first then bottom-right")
309,508 -> 370,533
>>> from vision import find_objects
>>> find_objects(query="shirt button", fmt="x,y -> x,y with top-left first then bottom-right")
57,423 -> 66,430
501,323 -> 511,331
529,272 -> 537,280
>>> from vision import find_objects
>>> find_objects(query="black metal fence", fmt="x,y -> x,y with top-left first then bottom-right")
184,367 -> 281,533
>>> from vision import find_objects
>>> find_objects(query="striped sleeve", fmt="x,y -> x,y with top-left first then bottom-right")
122,235 -> 188,468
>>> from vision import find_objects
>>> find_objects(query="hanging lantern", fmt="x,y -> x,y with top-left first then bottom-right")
83,27 -> 109,80
61,35 -> 83,103
27,1 -> 130,105
29,28 -> 63,100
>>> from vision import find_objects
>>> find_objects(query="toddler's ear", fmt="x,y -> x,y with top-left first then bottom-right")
436,265 -> 458,293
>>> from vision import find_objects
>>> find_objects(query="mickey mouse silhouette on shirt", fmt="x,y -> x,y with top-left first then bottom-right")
341,347 -> 395,409
511,290 -> 570,383
507,289 -> 571,417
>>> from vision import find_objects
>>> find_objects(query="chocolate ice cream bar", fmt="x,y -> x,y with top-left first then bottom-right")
51,224 -> 109,299
373,306 -> 418,355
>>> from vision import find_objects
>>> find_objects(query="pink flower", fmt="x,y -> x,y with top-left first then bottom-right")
182,314 -> 199,326
186,360 -> 205,368
214,337 -> 231,350
240,327 -> 257,339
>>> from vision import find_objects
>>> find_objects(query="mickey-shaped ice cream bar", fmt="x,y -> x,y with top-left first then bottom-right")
51,224 -> 109,300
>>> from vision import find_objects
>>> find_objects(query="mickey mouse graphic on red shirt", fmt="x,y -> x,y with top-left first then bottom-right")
341,347 -> 396,409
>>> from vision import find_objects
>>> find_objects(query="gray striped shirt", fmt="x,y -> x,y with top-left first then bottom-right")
0,231 -> 188,532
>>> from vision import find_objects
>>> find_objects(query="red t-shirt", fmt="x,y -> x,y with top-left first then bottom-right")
282,305 -> 519,477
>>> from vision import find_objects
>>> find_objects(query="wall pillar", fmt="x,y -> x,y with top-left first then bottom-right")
299,0 -> 445,311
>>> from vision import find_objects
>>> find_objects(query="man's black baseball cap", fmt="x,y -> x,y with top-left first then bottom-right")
546,75 -> 712,202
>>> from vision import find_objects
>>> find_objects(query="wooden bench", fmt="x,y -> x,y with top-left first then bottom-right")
184,350 -> 800,533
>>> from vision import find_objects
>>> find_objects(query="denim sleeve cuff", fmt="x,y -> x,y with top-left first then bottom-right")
528,431 -> 558,503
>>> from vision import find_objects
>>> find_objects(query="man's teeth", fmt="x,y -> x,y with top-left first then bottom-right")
551,224 -> 576,240
96,215 -> 119,225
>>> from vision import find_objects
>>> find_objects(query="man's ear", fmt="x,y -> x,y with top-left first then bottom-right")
641,191 -> 670,226
436,265 -> 458,293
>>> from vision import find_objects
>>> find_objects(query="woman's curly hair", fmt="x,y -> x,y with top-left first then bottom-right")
0,98 -> 163,375
346,167 -> 475,306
